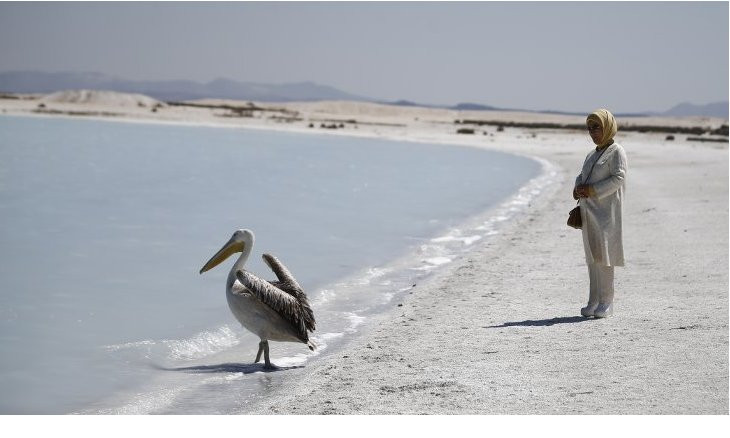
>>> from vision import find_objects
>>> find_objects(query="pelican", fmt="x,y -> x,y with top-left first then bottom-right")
199,229 -> 316,369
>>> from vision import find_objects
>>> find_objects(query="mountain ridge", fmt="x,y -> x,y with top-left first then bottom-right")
0,70 -> 726,118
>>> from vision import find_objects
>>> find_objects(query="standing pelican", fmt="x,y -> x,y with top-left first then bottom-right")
199,229 -> 316,369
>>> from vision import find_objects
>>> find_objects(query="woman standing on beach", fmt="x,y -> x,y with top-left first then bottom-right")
573,109 -> 627,318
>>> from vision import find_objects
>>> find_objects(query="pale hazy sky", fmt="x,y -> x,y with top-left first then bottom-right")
0,1 -> 727,113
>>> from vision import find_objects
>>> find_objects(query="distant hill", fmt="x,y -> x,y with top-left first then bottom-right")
451,102 -> 498,111
0,71 -> 371,103
384,100 -> 510,112
385,99 -> 426,107
661,101 -> 728,118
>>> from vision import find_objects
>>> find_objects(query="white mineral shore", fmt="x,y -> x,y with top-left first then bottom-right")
1,92 -> 727,414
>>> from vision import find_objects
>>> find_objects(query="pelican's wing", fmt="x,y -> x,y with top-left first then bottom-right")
262,253 -> 302,293
235,270 -> 312,340
262,253 -> 315,332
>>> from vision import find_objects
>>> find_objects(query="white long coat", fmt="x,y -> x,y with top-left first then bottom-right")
574,142 -> 628,267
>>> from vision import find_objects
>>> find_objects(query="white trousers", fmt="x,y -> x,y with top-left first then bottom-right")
587,263 -> 614,305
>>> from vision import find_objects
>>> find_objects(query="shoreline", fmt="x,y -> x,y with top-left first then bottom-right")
2,103 -> 561,415
1,97 -> 727,414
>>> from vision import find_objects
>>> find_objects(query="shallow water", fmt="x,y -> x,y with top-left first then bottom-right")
0,115 -> 544,413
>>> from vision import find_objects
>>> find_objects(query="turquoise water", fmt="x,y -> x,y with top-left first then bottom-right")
0,115 -> 541,413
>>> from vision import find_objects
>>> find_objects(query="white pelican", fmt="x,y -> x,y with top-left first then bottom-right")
199,229 -> 316,369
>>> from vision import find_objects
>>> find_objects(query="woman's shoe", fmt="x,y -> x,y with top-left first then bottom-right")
594,303 -> 613,318
581,302 -> 599,317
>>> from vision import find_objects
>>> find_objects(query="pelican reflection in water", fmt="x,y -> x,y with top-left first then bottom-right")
200,229 -> 316,369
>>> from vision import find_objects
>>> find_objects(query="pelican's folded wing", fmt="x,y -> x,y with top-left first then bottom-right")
262,254 -> 315,332
262,253 -> 302,293
235,270 -> 311,339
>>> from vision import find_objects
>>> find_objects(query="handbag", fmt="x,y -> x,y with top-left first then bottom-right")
567,144 -> 610,229
567,203 -> 581,229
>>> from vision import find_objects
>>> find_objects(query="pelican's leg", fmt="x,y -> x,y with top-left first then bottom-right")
255,340 -> 265,363
263,340 -> 277,370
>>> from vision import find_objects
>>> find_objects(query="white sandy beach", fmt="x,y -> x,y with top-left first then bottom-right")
1,92 -> 727,414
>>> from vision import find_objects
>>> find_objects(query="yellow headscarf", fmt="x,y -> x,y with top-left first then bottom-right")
587,108 -> 618,147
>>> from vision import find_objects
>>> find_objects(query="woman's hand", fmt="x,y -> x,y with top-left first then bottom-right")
575,184 -> 593,198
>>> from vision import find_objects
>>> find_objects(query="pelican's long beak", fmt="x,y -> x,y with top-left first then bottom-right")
200,237 -> 245,274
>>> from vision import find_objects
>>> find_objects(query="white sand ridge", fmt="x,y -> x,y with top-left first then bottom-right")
41,89 -> 165,108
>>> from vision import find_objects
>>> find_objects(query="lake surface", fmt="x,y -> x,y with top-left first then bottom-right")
0,115 -> 545,413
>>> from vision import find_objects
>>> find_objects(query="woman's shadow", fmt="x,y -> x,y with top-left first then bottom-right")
485,315 -> 591,328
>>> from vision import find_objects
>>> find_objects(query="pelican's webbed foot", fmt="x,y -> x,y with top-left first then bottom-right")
263,362 -> 280,371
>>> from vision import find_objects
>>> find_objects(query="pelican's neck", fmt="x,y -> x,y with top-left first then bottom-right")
227,238 -> 253,288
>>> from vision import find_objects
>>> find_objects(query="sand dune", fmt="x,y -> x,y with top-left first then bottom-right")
1,91 -> 726,132
41,89 -> 165,108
